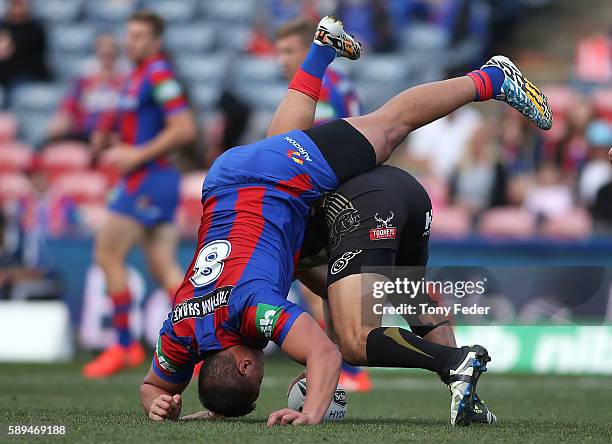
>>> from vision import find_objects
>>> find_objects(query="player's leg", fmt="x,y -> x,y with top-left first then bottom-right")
347,55 -> 552,165
274,19 -> 551,171
268,16 -> 360,136
299,265 -> 372,391
84,212 -> 145,378
143,223 -> 184,299
327,272 -> 489,426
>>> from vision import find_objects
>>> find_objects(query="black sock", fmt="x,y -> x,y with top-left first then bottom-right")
365,327 -> 462,379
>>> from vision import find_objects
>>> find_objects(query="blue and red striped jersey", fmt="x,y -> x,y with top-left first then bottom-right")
116,54 -> 187,146
153,130 -> 339,383
314,67 -> 361,125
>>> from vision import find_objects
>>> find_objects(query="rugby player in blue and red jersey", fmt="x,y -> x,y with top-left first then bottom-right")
84,11 -> 197,378
276,18 -> 371,393
140,16 -> 551,425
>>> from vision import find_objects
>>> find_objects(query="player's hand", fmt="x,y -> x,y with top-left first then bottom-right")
149,394 -> 182,421
180,410 -> 224,421
267,408 -> 318,426
287,371 -> 306,396
107,144 -> 145,174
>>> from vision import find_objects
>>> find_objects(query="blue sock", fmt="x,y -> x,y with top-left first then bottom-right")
468,65 -> 505,101
300,43 -> 336,80
118,327 -> 132,347
482,66 -> 505,97
111,288 -> 132,347
341,361 -> 361,375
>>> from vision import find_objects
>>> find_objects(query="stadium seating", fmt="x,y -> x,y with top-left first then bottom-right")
39,142 -> 91,178
84,0 -> 138,25
11,83 -> 65,112
49,24 -> 96,54
543,84 -> 576,119
400,23 -> 448,51
48,53 -> 91,81
356,56 -> 409,84
478,207 -> 537,238
33,0 -> 83,24
189,83 -> 222,112
0,142 -> 34,172
417,176 -> 449,211
203,0 -> 257,25
0,172 -> 34,202
430,206 -> 472,238
174,54 -> 229,85
146,0 -> 198,24
14,111 -> 54,147
237,83 -> 287,112
165,24 -> 217,54
0,113 -> 19,142
49,171 -> 107,204
541,209 -> 593,239
235,56 -> 283,85
592,88 -> 612,122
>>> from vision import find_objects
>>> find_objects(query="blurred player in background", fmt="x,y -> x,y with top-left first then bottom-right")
83,11 -> 197,378
47,34 -> 125,143
276,18 -> 370,392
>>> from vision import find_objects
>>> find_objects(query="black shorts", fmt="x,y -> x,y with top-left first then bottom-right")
299,165 -> 433,285
304,119 -> 376,184
299,165 -> 444,336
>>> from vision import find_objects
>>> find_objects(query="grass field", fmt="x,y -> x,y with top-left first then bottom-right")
1,355 -> 611,443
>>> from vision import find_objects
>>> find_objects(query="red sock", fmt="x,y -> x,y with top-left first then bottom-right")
289,68 -> 323,102
467,70 -> 493,102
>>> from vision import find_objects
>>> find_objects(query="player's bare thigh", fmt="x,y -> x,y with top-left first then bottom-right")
143,223 -> 183,291
94,212 -> 144,293
327,273 -> 387,364
95,212 -> 144,266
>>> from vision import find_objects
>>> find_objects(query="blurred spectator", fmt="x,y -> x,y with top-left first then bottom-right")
0,204 -> 60,300
575,29 -> 612,85
0,0 -> 50,96
592,180 -> 612,234
499,109 -> 545,176
449,123 -> 507,213
578,120 -> 612,206
525,163 -> 574,219
406,107 -> 482,179
248,19 -> 277,57
204,90 -> 252,167
46,34 -> 125,143
436,0 -> 488,72
556,95 -> 594,174
335,0 -> 397,52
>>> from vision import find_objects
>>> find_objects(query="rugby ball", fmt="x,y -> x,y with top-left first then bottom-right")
287,378 -> 347,421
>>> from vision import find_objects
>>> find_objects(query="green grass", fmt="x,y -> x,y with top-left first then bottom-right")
1,356 -> 611,443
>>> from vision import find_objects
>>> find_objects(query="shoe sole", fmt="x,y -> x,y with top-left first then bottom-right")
453,346 -> 491,426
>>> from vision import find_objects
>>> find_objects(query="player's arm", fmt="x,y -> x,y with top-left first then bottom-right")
140,365 -> 189,421
269,313 -> 341,425
128,109 -> 197,166
113,69 -> 197,173
142,331 -> 197,421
